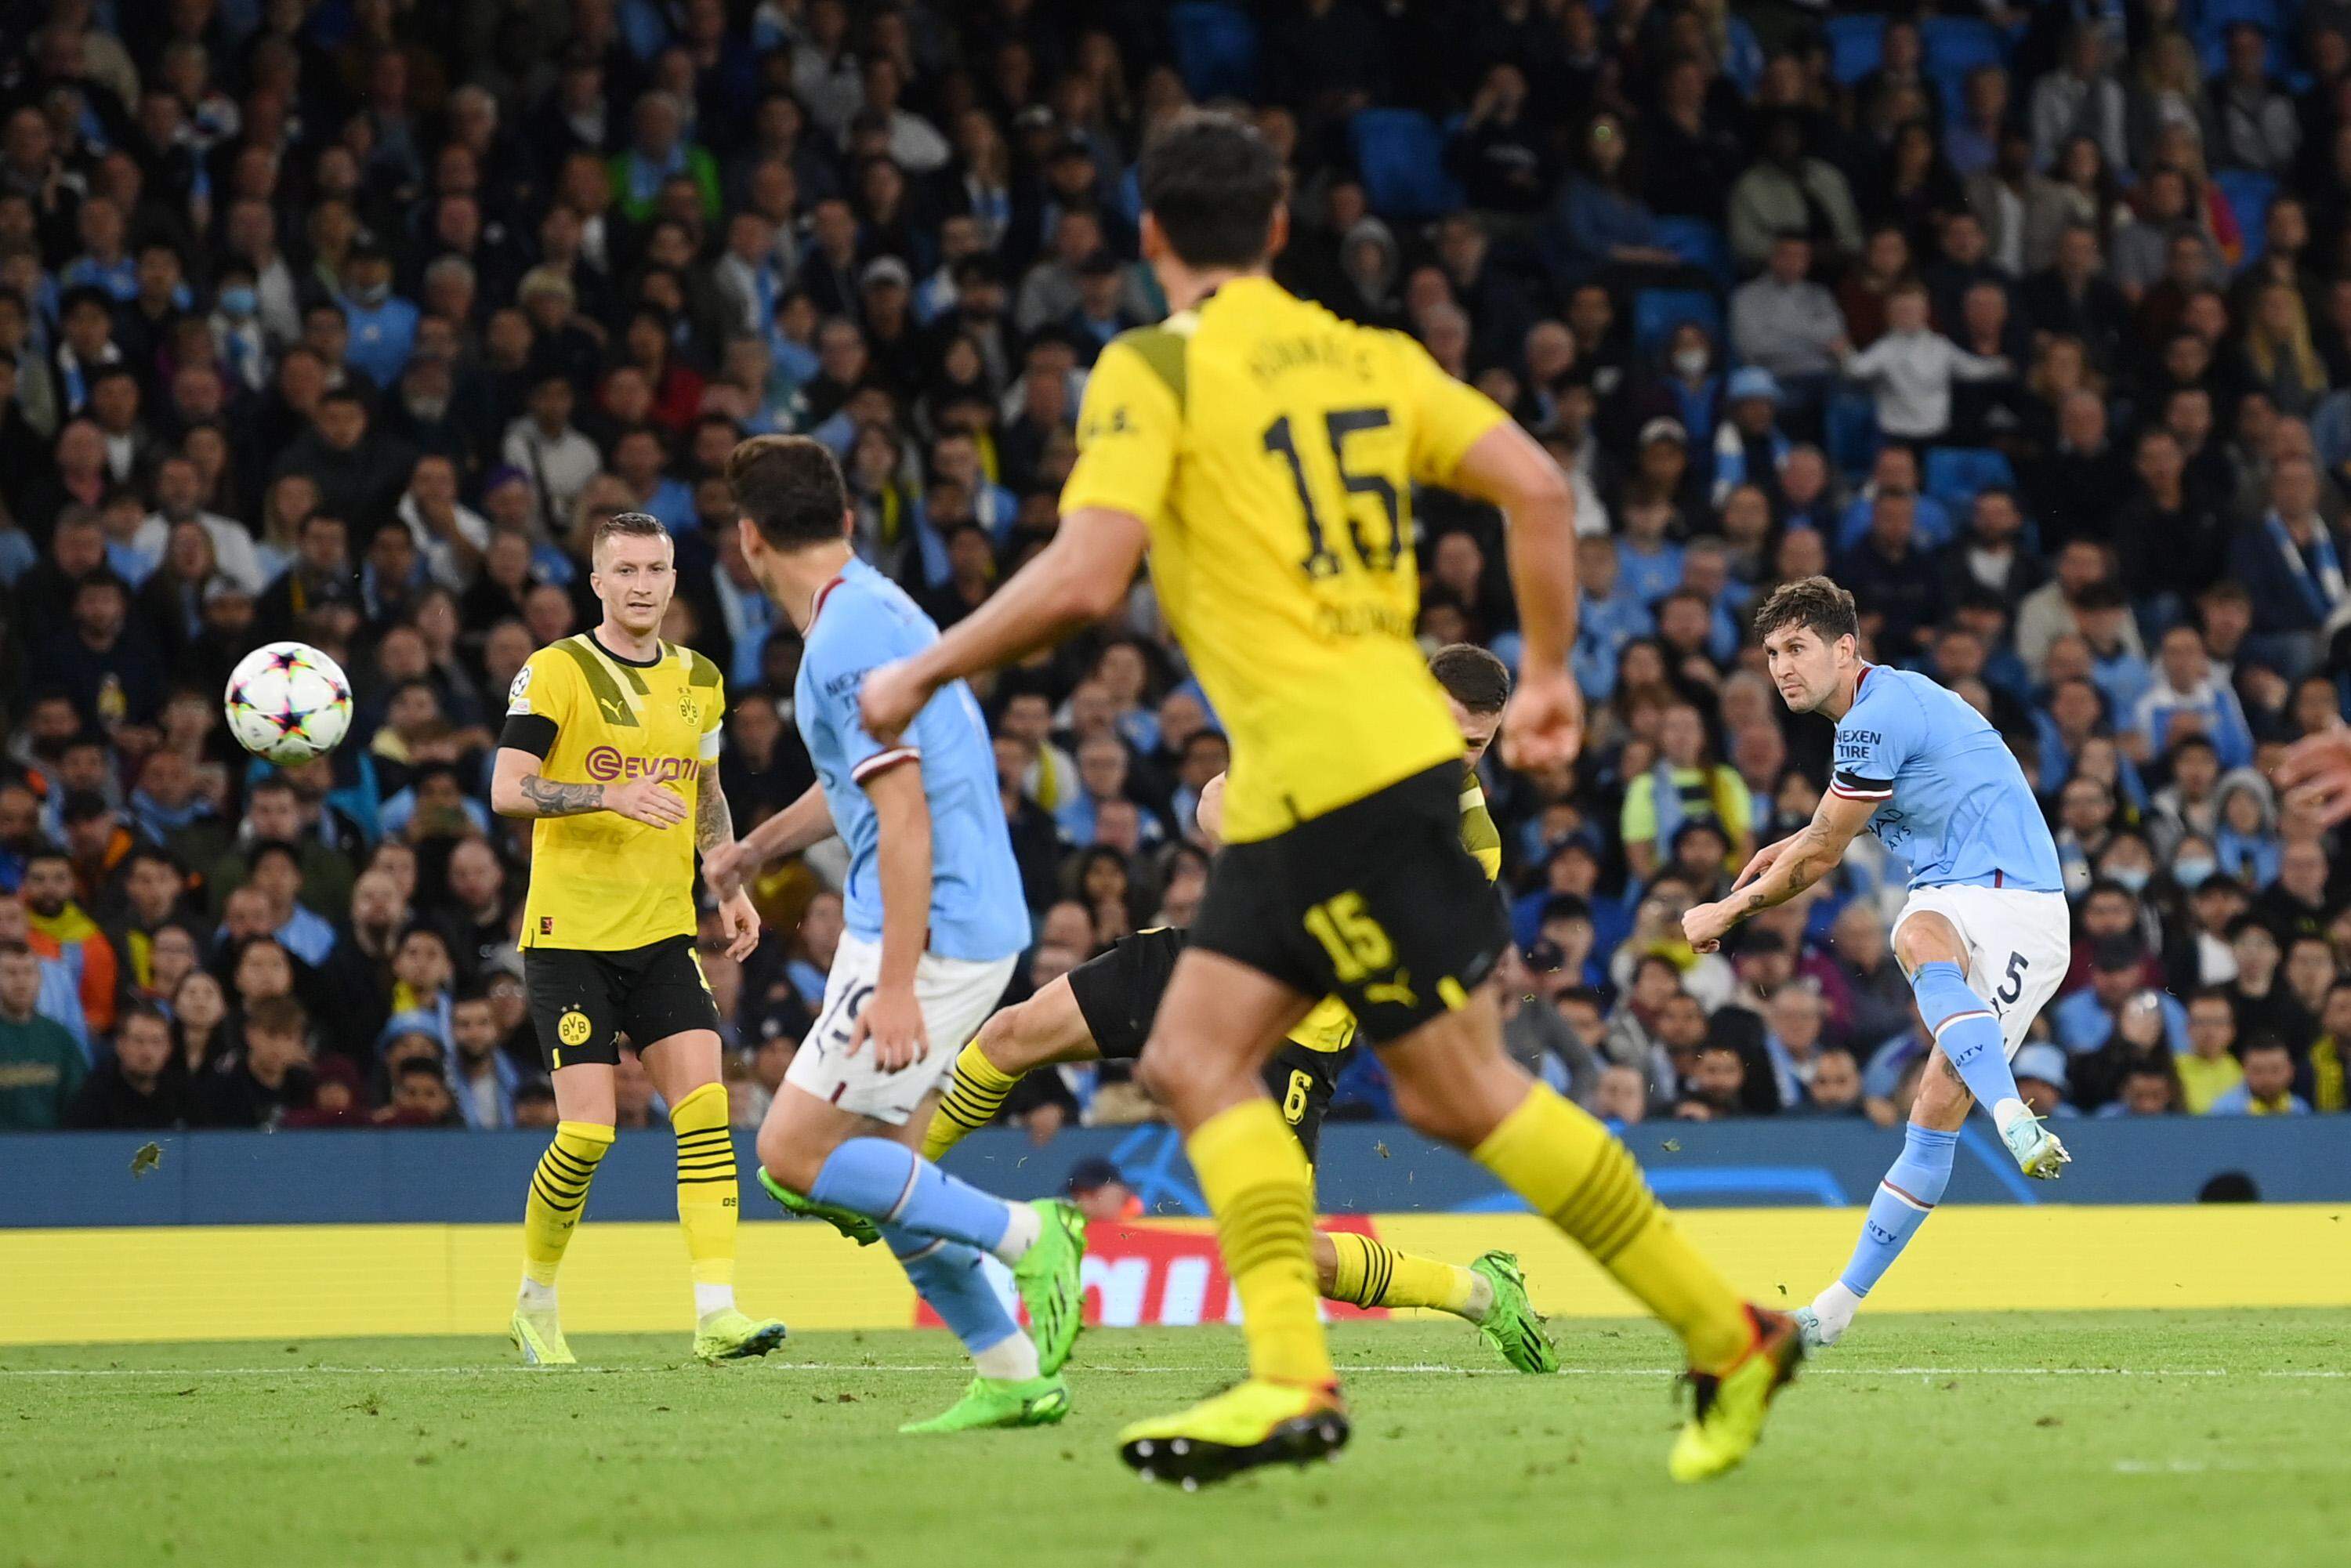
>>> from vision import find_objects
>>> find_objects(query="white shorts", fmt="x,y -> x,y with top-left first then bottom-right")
784,931 -> 1018,1124
1891,883 -> 2071,1057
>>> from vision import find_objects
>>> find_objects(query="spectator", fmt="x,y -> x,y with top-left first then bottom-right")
194,993 -> 316,1128
0,940 -> 85,1128
1842,281 -> 2011,446
2208,1034 -> 2310,1115
65,1002 -> 190,1130
1727,114 -> 1863,273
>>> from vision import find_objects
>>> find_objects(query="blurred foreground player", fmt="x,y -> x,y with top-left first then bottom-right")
490,512 -> 785,1366
923,646 -> 1559,1374
860,110 -> 1801,1487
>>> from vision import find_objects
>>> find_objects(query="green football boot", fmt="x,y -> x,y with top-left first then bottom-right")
509,1304 -> 575,1367
1469,1251 -> 1559,1374
900,1374 -> 1071,1434
758,1167 -> 882,1246
1011,1199 -> 1088,1374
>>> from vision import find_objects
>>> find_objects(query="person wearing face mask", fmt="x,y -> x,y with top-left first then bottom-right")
209,265 -> 274,394
335,244 -> 418,391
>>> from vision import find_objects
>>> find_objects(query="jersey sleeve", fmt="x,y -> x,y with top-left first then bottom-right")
1830,686 -> 1916,802
1395,331 -> 1509,485
499,648 -> 575,759
1058,334 -> 1181,523
1458,779 -> 1504,882
693,652 -> 726,763
809,620 -> 921,788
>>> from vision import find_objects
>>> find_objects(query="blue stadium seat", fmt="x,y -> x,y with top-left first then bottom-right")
1923,447 -> 2016,514
2215,168 -> 2278,262
1921,16 -> 2006,104
1349,109 -> 1463,220
1826,15 -> 1886,85
1825,393 -> 1882,478
1168,2 -> 1259,102
1632,288 -> 1723,354
1654,216 -> 1732,287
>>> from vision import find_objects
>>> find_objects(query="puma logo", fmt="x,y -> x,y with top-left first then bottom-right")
599,696 -> 631,722
1365,970 -> 1417,1009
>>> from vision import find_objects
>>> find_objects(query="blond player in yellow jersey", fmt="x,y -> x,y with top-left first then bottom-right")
860,110 -> 1801,1486
489,511 -> 786,1367
919,646 -> 1559,1374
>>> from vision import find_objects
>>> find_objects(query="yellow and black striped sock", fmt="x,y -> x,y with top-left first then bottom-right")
1324,1233 -> 1480,1318
921,1042 -> 1023,1161
669,1083 -> 739,1312
1191,1097 -> 1334,1388
522,1120 -> 616,1290
1471,1085 -> 1749,1373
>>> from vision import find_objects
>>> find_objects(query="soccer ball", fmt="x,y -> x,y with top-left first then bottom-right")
224,642 -> 354,765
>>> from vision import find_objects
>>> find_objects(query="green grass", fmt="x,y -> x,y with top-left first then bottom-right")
5,1313 -> 2348,1568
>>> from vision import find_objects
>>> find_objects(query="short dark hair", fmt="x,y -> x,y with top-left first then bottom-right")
1429,643 -> 1512,714
2241,1031 -> 2291,1060
729,434 -> 849,549
590,509 -> 668,560
1138,110 -> 1284,270
1751,574 -> 1860,646
245,994 -> 308,1039
118,1001 -> 169,1036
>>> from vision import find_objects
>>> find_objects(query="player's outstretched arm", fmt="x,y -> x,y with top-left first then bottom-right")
1682,787 -> 1875,952
489,747 -> 686,827
1446,422 -> 1582,770
860,506 -> 1150,742
705,781 -> 837,893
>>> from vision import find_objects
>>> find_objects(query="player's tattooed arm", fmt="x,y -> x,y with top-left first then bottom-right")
521,776 -> 606,815
1684,787 -> 1876,951
1733,788 -> 1877,914
695,772 -> 734,853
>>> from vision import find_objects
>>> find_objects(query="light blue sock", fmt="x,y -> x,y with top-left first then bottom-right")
807,1137 -> 1013,1255
1910,960 -> 2023,1113
882,1222 -> 1021,1357
1838,1124 -> 1958,1297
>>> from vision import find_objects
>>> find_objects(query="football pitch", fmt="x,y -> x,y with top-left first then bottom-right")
6,1312 -> 2346,1568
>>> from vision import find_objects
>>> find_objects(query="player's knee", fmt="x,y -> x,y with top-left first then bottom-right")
979,1002 -> 1051,1075
754,1121 -> 820,1193
1132,1034 -> 1190,1106
1893,914 -> 1965,978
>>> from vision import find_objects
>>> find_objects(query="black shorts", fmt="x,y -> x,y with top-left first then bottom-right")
1066,925 -> 1349,1160
1190,762 -> 1507,1048
525,935 -> 721,1070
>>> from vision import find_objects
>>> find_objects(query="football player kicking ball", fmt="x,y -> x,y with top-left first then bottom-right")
1682,578 -> 2072,1352
490,512 -> 787,1366
859,110 -> 1799,1487
922,645 -> 1557,1375
710,435 -> 1085,1436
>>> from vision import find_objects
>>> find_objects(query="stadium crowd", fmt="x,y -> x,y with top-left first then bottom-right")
5,0 -> 2351,1139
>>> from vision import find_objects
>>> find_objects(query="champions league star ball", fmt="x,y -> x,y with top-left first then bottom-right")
223,642 -> 355,765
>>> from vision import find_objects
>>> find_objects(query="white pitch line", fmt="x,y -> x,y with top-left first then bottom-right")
2,1362 -> 2343,1380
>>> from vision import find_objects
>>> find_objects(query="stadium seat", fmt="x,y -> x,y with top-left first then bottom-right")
2215,168 -> 2278,262
1168,2 -> 1259,102
1922,447 -> 2016,514
1654,216 -> 1733,287
1632,288 -> 1723,354
1825,14 -> 1886,85
1825,393 -> 1882,477
1921,16 -> 2006,105
1349,108 -> 1464,220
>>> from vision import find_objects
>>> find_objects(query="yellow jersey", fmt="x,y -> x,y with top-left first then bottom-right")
1287,772 -> 1505,1054
506,632 -> 725,951
1061,276 -> 1509,844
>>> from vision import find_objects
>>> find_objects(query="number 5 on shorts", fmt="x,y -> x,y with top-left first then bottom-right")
1303,892 -> 1393,983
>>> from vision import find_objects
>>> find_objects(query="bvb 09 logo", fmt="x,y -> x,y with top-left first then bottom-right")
556,1010 -> 592,1047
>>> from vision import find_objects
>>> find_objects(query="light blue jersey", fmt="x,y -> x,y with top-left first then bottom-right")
793,559 -> 1030,961
1828,664 -> 2063,894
